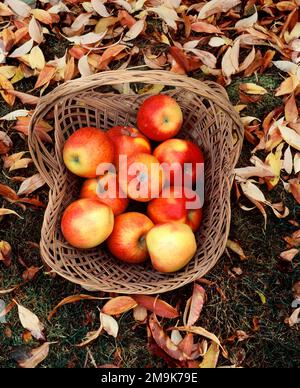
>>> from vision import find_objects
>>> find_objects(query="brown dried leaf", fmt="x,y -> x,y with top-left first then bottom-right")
174,326 -> 224,351
22,266 -> 41,282
132,295 -> 179,318
31,9 -> 52,25
0,184 -> 19,201
0,240 -> 12,267
6,90 -> 40,105
0,74 -> 15,106
34,66 -> 56,89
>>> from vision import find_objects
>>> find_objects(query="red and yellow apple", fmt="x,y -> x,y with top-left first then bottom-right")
153,138 -> 204,185
61,198 -> 114,249
107,212 -> 154,264
147,186 -> 202,232
119,153 -> 165,202
63,127 -> 114,178
137,95 -> 183,141
80,172 -> 129,216
146,222 -> 197,273
107,126 -> 151,166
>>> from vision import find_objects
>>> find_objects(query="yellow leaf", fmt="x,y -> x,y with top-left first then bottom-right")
199,342 -> 220,368
265,144 -> 283,189
0,208 -> 22,218
95,17 -> 118,33
31,9 -> 52,25
240,83 -> 268,95
226,239 -> 247,260
256,291 -> 267,304
0,74 -> 15,106
10,66 -> 25,84
28,46 -> 45,70
0,66 -> 17,79
138,84 -> 165,94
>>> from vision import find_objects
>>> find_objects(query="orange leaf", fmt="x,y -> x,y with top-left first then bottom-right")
0,183 -> 19,201
99,44 -> 127,69
3,28 -> 15,52
132,295 -> 179,318
34,65 -> 56,89
191,22 -> 221,34
102,296 -> 137,315
0,3 -> 14,16
289,178 -> 300,204
6,90 -> 39,105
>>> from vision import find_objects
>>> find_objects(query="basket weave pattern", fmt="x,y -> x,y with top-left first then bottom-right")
28,70 -> 243,294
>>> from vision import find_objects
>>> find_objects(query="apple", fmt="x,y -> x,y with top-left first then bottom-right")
107,126 -> 151,167
146,222 -> 197,273
119,153 -> 165,202
63,127 -> 114,178
147,186 -> 202,232
80,172 -> 129,216
61,198 -> 114,249
137,95 -> 183,141
153,138 -> 204,186
107,212 -> 154,264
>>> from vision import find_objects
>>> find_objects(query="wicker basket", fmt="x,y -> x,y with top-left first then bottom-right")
28,70 -> 243,294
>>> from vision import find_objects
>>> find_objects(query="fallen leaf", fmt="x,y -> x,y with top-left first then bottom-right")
34,66 -> 56,89
133,305 -> 148,322
289,178 -> 300,204
256,291 -> 267,304
0,285 -> 19,295
31,9 -> 52,25
22,266 -> 41,282
77,327 -> 102,347
0,109 -> 29,121
123,19 -> 145,41
240,83 -> 268,95
27,46 -> 45,71
292,281 -> 300,299
6,90 -> 39,105
0,300 -> 16,319
285,94 -> 298,123
283,146 -> 293,175
235,8 -> 257,29
17,342 -> 55,368
9,39 -> 34,58
0,3 -> 14,16
191,22 -> 221,34
91,0 -> 110,17
0,74 -> 15,106
280,248 -> 299,262
226,239 -> 247,260
294,154 -> 300,174
174,326 -> 224,351
78,55 -> 93,77
9,158 -> 32,172
0,208 -> 22,219
0,240 -> 12,267
100,312 -> 119,338
198,0 -> 241,19
132,295 -> 179,318
29,17 -> 43,44
285,308 -> 300,327
48,294 -> 105,320
148,6 -> 179,29
170,329 -> 183,345
0,131 -> 12,154
199,342 -> 220,368
0,183 -> 19,200
16,302 -> 45,340
187,284 -> 206,326
17,174 -> 45,196
6,0 -> 31,17
149,314 -> 189,361
279,124 -> 300,151
102,296 -> 137,315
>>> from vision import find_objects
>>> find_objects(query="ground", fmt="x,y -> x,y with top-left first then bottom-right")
1,59 -> 299,368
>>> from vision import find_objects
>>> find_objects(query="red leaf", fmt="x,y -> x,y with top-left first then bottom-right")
132,295 -> 179,318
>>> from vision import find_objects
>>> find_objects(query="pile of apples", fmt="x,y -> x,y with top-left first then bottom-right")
61,94 -> 204,273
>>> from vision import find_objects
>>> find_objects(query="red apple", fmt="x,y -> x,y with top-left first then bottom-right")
63,127 -> 114,178
147,186 -> 202,232
146,222 -> 197,273
153,138 -> 204,186
80,172 -> 129,216
119,153 -> 165,202
137,95 -> 183,141
107,126 -> 151,167
107,212 -> 154,264
61,198 -> 114,249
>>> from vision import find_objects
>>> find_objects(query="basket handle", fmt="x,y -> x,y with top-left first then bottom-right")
28,70 -> 243,188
